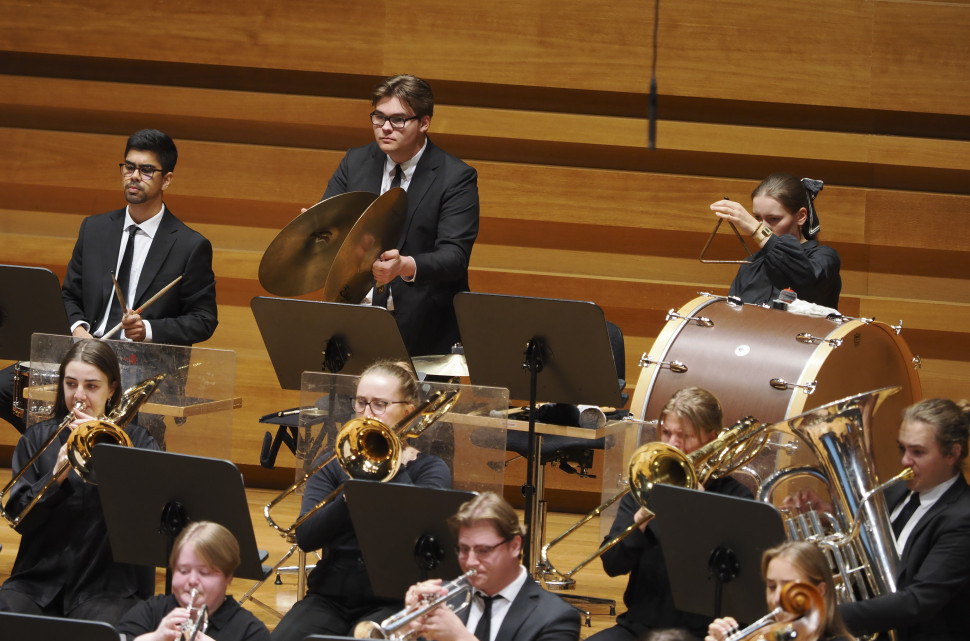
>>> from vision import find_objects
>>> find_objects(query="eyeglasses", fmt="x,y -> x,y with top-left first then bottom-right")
119,162 -> 164,180
455,538 -> 512,559
370,112 -> 420,130
353,396 -> 409,416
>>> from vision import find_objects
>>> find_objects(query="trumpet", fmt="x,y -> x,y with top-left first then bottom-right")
180,588 -> 209,641
540,415 -> 769,588
0,374 -> 165,528
264,389 -> 460,541
354,570 -> 477,640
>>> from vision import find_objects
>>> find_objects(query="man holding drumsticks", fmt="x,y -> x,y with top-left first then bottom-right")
0,129 -> 217,435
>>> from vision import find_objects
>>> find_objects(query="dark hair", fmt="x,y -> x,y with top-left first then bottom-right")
761,541 -> 853,640
359,359 -> 420,405
125,129 -> 178,173
751,173 -> 817,240
54,339 -> 123,417
372,75 -> 434,119
660,387 -> 722,439
641,629 -> 700,641
903,398 -> 970,466
169,520 -> 241,577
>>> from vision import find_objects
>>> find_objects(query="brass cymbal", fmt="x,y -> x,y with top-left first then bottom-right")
323,188 -> 408,303
258,192 -> 378,296
412,353 -> 469,377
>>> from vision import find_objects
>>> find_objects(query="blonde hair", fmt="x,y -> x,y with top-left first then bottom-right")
449,492 -> 527,542
360,359 -> 420,405
660,387 -> 722,439
761,541 -> 852,639
169,521 -> 241,578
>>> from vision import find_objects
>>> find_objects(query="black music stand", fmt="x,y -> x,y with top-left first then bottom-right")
649,484 -> 787,623
93,444 -> 267,593
454,292 -> 621,573
0,265 -> 70,360
346,480 -> 476,599
251,296 -> 411,467
0,612 -> 120,641
251,296 -> 409,391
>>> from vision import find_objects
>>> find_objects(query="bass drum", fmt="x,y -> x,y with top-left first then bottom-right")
630,295 -> 921,481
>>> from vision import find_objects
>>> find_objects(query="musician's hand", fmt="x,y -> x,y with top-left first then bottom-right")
706,616 -> 739,641
54,442 -> 71,484
372,249 -> 415,285
405,578 -> 445,608
710,199 -> 760,237
72,326 -> 94,339
413,602 -> 474,641
635,506 -> 652,532
780,489 -> 834,515
301,207 -> 309,214
140,605 -> 191,641
121,312 -> 147,342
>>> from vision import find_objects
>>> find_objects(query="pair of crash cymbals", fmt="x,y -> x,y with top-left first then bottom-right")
258,189 -> 408,302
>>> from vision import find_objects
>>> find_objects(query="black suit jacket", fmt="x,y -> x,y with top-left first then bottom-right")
322,138 -> 479,356
464,576 -> 580,641
840,474 -> 970,641
61,207 -> 218,346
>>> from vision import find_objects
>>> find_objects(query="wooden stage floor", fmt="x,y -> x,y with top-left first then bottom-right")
0,469 -> 628,637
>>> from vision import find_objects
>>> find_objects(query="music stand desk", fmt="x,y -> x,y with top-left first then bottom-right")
0,612 -> 120,640
251,296 -> 409,390
94,444 -> 266,581
346,480 -> 476,600
650,483 -> 787,624
0,265 -> 70,361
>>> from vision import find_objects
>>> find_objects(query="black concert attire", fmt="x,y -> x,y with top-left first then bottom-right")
116,593 -> 271,641
729,235 -> 841,309
322,138 -> 479,356
588,478 -> 754,641
270,452 -> 452,641
464,567 -> 581,641
839,474 -> 970,641
0,417 -> 159,624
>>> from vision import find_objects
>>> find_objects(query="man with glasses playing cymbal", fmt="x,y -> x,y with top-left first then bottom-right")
315,74 -> 479,357
403,492 -> 580,641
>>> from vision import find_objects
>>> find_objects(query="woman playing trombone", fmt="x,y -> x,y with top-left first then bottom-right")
588,387 -> 754,641
705,541 -> 854,641
271,360 -> 452,641
0,339 -> 159,624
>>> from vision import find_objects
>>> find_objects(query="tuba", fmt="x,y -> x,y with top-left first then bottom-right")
758,387 -> 909,622
0,373 -> 165,527
540,415 -> 770,588
264,389 -> 460,541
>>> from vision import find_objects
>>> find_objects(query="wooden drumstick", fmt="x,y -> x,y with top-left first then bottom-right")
102,275 -> 183,340
111,273 -> 129,314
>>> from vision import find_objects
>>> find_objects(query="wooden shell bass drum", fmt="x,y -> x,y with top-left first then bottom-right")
630,295 -> 922,475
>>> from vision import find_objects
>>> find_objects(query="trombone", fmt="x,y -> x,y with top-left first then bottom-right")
540,415 -> 769,588
353,569 -> 477,639
264,388 -> 460,541
0,373 -> 165,528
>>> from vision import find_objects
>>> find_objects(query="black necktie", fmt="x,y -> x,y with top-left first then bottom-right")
106,224 -> 139,332
390,163 -> 403,189
892,491 -> 921,538
474,593 -> 498,641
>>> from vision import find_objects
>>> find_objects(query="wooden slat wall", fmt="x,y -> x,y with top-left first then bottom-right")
1,1 -> 968,490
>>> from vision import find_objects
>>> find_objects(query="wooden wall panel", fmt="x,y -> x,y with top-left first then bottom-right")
1,0 -> 968,489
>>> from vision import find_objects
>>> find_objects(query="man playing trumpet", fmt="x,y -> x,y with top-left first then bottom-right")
403,492 -> 580,641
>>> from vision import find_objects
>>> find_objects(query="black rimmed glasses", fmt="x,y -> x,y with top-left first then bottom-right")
455,538 -> 512,559
119,162 -> 164,180
352,396 -> 409,416
370,111 -> 420,130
